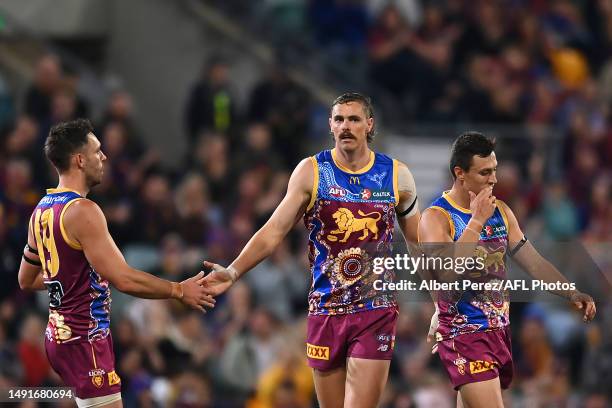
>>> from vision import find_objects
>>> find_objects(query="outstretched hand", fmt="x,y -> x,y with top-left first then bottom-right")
570,291 -> 596,322
199,261 -> 235,297
179,271 -> 216,312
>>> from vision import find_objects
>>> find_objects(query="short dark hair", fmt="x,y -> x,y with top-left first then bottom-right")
331,92 -> 376,143
449,131 -> 496,179
44,119 -> 94,172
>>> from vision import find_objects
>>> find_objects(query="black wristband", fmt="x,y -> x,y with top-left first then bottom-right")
509,236 -> 528,257
26,244 -> 38,255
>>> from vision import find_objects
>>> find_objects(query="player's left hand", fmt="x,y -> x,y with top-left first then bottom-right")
427,307 -> 439,354
570,291 -> 596,322
199,261 -> 234,296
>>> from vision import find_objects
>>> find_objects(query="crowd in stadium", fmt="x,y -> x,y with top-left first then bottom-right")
0,1 -> 611,407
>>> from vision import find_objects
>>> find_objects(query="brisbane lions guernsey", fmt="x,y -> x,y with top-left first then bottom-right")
304,149 -> 399,315
429,191 -> 510,340
31,188 -> 111,344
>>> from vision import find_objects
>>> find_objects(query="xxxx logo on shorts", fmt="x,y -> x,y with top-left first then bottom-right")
307,343 -> 330,360
108,370 -> 121,386
469,360 -> 496,374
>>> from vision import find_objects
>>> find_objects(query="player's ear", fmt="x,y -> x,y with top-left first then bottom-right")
75,152 -> 85,169
453,166 -> 465,181
367,117 -> 374,133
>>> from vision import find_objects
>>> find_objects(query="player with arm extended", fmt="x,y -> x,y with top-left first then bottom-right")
18,119 -> 215,408
418,131 -> 596,408
202,92 -> 420,408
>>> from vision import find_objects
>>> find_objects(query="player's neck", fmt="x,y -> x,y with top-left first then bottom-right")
447,184 -> 470,210
332,146 -> 372,172
57,173 -> 89,197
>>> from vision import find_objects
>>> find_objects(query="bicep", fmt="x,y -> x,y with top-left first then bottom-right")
418,209 -> 452,243
397,208 -> 420,245
68,202 -> 128,282
264,159 -> 312,235
499,201 -> 525,247
510,240 -> 542,270
395,161 -> 418,215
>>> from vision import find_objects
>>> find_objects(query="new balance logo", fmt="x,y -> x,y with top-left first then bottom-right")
307,343 -> 330,360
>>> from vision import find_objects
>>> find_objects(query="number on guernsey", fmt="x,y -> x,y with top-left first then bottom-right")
45,280 -> 64,307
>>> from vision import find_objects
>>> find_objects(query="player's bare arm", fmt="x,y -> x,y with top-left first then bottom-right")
417,188 -> 493,284
498,201 -> 596,322
395,161 -> 420,245
202,157 -> 313,295
64,198 -> 215,312
18,216 -> 46,290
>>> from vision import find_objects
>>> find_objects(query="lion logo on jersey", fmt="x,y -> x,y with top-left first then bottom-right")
328,208 -> 382,243
473,246 -> 505,273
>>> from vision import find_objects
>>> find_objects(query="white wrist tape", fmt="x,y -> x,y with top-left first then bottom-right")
227,266 -> 239,282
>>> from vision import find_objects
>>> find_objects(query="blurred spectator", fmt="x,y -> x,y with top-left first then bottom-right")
221,307 -> 283,394
99,90 -> 147,158
252,322 -> 314,408
247,65 -> 311,166
542,181 -> 579,240
185,56 -> 238,146
308,0 -> 369,53
190,131 -> 230,210
17,314 -> 50,387
245,240 -> 306,322
0,73 -> 15,132
24,55 -> 62,123
129,171 -> 178,244
174,173 -> 211,247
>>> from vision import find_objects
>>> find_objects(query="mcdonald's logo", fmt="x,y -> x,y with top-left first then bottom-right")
350,176 -> 360,185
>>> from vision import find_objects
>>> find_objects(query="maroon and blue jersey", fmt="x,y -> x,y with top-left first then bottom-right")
429,192 -> 510,340
30,188 -> 111,344
304,149 -> 399,315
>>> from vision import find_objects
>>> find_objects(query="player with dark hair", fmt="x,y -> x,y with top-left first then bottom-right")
419,131 -> 596,408
18,119 -> 215,408
202,92 -> 420,407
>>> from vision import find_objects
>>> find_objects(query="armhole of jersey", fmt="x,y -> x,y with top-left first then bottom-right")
497,200 -> 510,232
306,156 -> 319,212
393,159 -> 400,206
60,198 -> 84,250
429,206 -> 455,241
28,213 -> 34,240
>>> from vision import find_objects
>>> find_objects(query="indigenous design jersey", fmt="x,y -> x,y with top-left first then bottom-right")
304,149 -> 399,315
30,188 -> 111,344
429,192 -> 510,340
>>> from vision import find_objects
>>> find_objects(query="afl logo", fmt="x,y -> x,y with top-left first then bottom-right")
329,186 -> 348,198
361,189 -> 371,200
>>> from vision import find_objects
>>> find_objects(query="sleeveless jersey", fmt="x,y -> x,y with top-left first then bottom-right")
429,191 -> 510,340
304,149 -> 398,315
30,188 -> 111,344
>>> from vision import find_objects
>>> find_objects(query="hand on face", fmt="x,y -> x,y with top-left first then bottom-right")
469,186 -> 496,225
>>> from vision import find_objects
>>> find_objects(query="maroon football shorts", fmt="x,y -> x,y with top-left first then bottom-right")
45,334 -> 121,399
306,306 -> 398,371
437,327 -> 513,390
